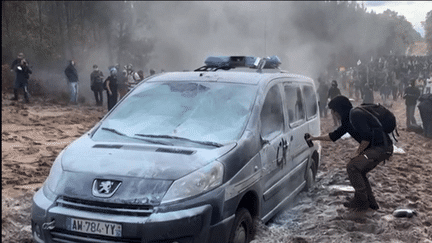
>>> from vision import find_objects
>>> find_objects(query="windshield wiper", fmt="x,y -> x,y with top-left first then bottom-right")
102,127 -> 127,136
135,134 -> 223,148
101,128 -> 172,145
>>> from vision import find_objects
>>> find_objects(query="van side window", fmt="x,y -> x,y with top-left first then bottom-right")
284,84 -> 305,124
303,85 -> 318,119
260,85 -> 284,139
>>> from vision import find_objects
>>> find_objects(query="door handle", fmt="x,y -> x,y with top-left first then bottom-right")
283,138 -> 289,149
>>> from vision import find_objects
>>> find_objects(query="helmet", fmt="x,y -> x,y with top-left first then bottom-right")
110,68 -> 117,76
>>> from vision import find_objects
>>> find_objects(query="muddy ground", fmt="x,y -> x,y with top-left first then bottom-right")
2,91 -> 432,243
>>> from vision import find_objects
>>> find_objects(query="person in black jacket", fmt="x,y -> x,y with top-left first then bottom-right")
105,68 -> 118,111
362,83 -> 374,104
64,60 -> 79,104
10,53 -> 32,103
307,96 -> 393,211
90,64 -> 104,106
328,80 -> 342,126
317,77 -> 329,118
403,79 -> 420,128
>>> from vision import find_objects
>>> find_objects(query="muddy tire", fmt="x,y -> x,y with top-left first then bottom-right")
228,208 -> 254,243
302,164 -> 316,192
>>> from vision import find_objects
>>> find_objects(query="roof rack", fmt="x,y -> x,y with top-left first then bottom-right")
194,55 -> 282,72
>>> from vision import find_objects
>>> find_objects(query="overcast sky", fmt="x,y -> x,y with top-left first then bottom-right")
362,1 -> 432,37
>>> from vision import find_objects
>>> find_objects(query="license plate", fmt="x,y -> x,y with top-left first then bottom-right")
69,218 -> 122,237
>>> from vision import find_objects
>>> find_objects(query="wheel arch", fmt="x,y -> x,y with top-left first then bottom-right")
236,190 -> 259,219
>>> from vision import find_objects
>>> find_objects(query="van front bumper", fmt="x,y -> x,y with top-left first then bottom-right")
31,189 -> 233,243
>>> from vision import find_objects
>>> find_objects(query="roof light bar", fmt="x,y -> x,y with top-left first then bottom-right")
203,55 -> 281,70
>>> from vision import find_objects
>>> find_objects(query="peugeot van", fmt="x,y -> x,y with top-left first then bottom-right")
32,56 -> 321,243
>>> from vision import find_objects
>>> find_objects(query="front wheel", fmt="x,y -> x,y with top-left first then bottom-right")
305,166 -> 315,190
228,208 -> 254,243
303,156 -> 317,191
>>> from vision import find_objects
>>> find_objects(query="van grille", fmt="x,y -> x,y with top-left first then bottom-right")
50,228 -> 142,243
56,196 -> 154,217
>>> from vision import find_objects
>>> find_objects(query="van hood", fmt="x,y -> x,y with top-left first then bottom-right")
61,135 -> 236,180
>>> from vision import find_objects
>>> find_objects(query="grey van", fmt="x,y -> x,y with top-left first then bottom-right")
31,56 -> 321,243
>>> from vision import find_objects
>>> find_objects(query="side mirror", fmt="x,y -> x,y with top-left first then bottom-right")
260,135 -> 269,146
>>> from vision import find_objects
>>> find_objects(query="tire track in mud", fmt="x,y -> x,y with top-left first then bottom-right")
1,100 -> 103,189
2,98 -> 105,242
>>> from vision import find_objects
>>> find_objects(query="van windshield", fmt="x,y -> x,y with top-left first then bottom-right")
93,81 -> 258,146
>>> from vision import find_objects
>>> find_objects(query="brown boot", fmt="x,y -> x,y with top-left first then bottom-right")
364,179 -> 379,210
343,190 -> 369,211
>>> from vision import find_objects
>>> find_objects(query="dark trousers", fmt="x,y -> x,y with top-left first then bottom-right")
319,101 -> 327,118
347,146 -> 392,197
107,91 -> 118,111
13,80 -> 29,102
93,90 -> 103,106
406,105 -> 417,127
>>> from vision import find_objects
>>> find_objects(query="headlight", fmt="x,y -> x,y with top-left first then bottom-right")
42,150 -> 65,201
161,161 -> 224,204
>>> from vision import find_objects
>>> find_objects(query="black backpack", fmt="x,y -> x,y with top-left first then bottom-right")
356,103 -> 399,141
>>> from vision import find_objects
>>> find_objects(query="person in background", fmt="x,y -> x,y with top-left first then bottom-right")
149,69 -> 156,76
125,64 -> 138,91
105,67 -> 118,111
425,73 -> 432,94
328,80 -> 342,126
416,77 -> 425,94
135,70 -> 145,83
64,60 -> 79,104
403,79 -> 421,128
317,77 -> 329,118
117,69 -> 129,99
90,64 -> 104,106
418,93 -> 432,138
10,53 -> 32,103
354,75 -> 362,101
362,83 -> 374,104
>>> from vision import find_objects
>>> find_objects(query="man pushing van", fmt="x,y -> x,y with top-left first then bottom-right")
306,96 -> 394,211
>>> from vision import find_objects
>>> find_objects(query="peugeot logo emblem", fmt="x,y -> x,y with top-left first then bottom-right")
92,179 -> 122,198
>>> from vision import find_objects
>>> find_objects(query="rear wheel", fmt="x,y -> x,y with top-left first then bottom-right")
228,208 -> 254,243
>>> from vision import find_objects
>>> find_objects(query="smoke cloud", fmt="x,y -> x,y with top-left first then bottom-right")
140,1 -> 391,78
27,2 -> 398,102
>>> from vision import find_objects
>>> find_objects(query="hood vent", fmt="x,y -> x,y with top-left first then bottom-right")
93,144 -> 123,149
156,148 -> 195,155
93,144 -> 195,155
